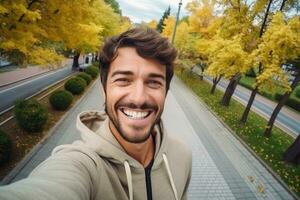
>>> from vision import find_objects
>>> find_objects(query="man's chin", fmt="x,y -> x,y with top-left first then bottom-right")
119,128 -> 152,144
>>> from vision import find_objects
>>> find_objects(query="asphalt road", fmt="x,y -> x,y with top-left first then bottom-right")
0,66 -> 74,113
204,76 -> 300,137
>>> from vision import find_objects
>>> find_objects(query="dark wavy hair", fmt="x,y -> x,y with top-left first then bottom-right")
99,27 -> 177,92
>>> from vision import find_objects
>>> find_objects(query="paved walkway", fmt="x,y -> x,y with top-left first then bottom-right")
3,77 -> 297,199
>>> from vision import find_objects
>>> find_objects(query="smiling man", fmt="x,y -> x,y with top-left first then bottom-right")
0,27 -> 192,200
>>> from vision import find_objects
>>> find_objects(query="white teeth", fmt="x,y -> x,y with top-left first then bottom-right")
122,109 -> 149,119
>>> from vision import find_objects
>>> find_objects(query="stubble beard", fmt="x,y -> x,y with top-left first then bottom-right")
105,101 -> 162,144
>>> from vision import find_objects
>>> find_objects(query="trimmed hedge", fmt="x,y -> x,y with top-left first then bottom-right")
0,130 -> 12,166
14,99 -> 48,132
49,90 -> 73,110
85,66 -> 99,79
245,68 -> 256,77
295,86 -> 300,98
77,72 -> 92,85
64,77 -> 87,95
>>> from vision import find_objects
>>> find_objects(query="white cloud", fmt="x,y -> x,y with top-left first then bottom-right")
116,0 -> 192,23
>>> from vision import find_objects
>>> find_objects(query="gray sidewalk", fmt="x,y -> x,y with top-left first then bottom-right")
4,77 -> 297,199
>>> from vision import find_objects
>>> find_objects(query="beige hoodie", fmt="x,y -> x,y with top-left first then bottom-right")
0,111 -> 192,200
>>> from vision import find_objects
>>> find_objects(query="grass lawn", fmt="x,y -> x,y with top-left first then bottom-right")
176,68 -> 300,197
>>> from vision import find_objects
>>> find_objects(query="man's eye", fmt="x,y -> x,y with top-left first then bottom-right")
147,80 -> 162,88
114,78 -> 130,86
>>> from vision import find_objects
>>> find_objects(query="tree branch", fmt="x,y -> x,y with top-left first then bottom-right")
9,0 -> 40,30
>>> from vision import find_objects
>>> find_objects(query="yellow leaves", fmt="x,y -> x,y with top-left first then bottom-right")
0,41 -> 16,50
253,12 -> 300,90
175,22 -> 190,51
257,183 -> 265,193
188,1 -> 220,39
24,10 -> 41,22
28,47 -> 63,66
162,16 -> 175,39
206,35 -> 251,79
1,0 -> 125,66
0,4 -> 8,14
147,20 -> 158,29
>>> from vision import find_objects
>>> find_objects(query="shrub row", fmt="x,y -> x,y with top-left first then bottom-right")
14,99 -> 48,133
6,69 -> 99,166
85,66 -> 99,79
14,71 -> 97,133
0,130 -> 12,166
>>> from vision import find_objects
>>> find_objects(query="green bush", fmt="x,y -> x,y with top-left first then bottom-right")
85,66 -> 99,79
77,72 -> 92,85
274,92 -> 283,101
64,77 -> 87,95
49,90 -> 73,110
295,86 -> 300,98
245,68 -> 256,77
0,130 -> 12,166
286,96 -> 300,111
14,99 -> 48,132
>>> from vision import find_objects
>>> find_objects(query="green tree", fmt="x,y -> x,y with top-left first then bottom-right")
157,6 -> 171,33
104,0 -> 122,14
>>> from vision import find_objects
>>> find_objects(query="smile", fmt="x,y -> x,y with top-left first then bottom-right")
120,108 -> 152,120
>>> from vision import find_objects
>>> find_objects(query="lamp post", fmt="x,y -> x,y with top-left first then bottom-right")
171,0 -> 183,44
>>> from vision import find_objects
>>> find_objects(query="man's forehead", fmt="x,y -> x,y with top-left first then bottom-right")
109,47 -> 166,76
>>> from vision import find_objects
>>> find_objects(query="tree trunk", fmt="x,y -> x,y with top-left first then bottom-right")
210,75 -> 222,94
221,73 -> 241,106
92,53 -> 95,62
264,74 -> 300,137
240,86 -> 258,123
283,135 -> 300,165
199,67 -> 204,80
239,0 -> 274,119
72,52 -> 80,70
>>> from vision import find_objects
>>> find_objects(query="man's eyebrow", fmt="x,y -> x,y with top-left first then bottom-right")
111,70 -> 133,77
148,73 -> 165,80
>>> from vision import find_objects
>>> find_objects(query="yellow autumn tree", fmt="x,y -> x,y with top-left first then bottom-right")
0,0 -> 122,67
161,16 -> 175,39
251,12 -> 300,136
0,0 -> 63,66
147,20 -> 158,29
254,13 -> 300,92
188,0 -> 221,39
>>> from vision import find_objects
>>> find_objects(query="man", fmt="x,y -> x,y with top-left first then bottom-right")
0,27 -> 192,200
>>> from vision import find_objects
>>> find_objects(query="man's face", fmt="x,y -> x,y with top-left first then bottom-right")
105,47 -> 167,143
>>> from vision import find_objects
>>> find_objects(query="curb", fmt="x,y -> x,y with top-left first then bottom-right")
0,77 -> 99,185
176,74 -> 300,200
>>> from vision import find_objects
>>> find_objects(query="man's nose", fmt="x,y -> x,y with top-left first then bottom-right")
129,81 -> 148,106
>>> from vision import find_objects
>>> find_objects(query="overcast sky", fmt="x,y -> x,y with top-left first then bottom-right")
116,0 -> 192,23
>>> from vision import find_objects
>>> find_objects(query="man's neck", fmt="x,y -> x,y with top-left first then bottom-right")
109,121 -> 154,167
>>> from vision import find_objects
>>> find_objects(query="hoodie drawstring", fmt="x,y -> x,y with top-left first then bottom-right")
123,154 -> 178,200
124,161 -> 133,200
163,153 -> 179,200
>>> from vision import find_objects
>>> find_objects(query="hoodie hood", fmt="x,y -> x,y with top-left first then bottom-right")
76,111 -> 181,200
76,110 -> 166,169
